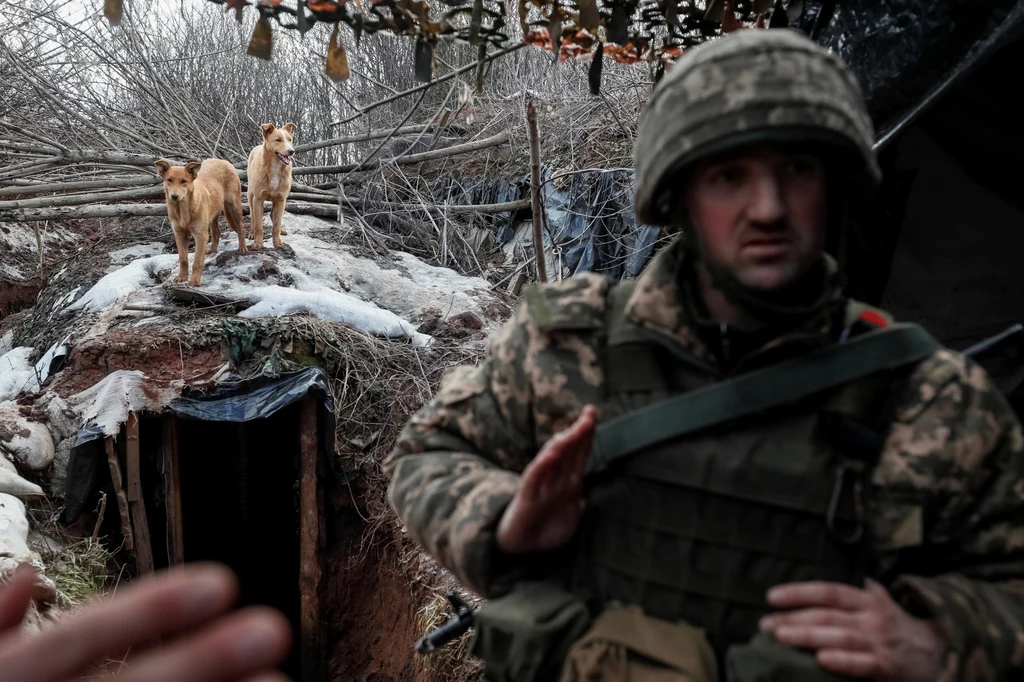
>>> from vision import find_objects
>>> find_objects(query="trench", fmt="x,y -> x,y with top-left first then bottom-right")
0,277 -> 40,319
82,403 -> 424,681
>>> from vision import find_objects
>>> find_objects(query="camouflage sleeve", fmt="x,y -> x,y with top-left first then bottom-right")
384,274 -> 607,597
875,350 -> 1024,679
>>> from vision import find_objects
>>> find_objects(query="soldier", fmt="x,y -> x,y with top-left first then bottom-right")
385,28 -> 1024,681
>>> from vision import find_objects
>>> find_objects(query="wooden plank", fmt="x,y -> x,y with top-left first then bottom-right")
104,437 -> 133,552
506,261 -> 529,296
298,396 -> 322,682
162,415 -> 184,566
125,413 -> 154,575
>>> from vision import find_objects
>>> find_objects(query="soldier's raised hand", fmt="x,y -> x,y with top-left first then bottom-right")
496,405 -> 597,555
0,562 -> 291,682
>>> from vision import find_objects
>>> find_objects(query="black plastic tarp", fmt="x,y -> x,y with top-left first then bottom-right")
62,367 -> 334,524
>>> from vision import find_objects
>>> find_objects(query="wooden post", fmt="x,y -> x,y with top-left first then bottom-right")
526,100 -> 548,283
162,415 -> 185,566
124,413 -> 154,575
104,437 -> 133,551
298,396 -> 322,682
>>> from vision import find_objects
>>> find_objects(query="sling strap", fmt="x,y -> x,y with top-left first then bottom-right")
588,322 -> 942,475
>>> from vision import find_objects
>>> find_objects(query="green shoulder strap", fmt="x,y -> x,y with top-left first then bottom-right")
588,322 -> 942,475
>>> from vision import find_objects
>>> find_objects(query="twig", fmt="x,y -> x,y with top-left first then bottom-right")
328,43 -> 526,128
526,100 -> 547,283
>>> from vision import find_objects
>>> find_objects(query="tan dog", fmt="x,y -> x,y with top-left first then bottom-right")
154,158 -> 246,287
246,122 -> 295,249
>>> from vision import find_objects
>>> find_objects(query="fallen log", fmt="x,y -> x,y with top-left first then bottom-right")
0,175 -> 158,197
0,201 -> 339,222
0,185 -> 163,210
0,196 -> 527,222
292,131 -> 509,176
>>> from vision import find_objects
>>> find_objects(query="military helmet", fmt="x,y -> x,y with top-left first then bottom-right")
633,29 -> 881,226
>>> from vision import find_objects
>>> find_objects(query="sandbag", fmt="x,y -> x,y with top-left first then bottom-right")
0,406 -> 55,471
0,457 -> 44,497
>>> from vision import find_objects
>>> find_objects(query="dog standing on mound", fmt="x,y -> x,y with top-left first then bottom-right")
247,122 -> 295,249
155,158 -> 247,287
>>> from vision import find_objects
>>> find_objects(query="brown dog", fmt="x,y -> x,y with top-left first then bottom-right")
155,158 -> 246,286
246,122 -> 295,249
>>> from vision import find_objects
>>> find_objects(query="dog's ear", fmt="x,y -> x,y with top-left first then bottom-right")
185,160 -> 202,179
282,122 -> 296,136
261,123 -> 276,138
154,159 -> 171,178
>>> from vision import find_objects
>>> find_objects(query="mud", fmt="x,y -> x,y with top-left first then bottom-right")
417,308 -> 487,340
0,277 -> 41,319
324,499 -> 421,682
49,329 -> 223,397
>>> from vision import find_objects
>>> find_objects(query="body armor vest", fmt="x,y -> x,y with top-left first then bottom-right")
567,283 -> 936,662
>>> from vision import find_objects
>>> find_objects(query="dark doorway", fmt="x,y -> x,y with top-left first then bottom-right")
172,404 -> 302,678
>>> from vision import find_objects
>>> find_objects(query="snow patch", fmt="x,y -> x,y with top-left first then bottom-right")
0,347 -> 40,401
236,283 -> 432,347
69,254 -> 179,311
257,215 -> 494,327
108,242 -> 167,268
0,221 -> 77,281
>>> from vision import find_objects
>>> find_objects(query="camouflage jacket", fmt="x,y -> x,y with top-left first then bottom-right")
385,238 -> 1024,679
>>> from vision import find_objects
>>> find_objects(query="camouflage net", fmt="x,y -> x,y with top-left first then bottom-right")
175,0 -> 793,87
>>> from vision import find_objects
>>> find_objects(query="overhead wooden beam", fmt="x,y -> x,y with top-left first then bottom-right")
124,413 -> 154,575
104,437 -> 134,552
298,396 -> 322,682
162,415 -> 184,567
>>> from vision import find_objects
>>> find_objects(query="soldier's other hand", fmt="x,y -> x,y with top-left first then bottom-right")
0,562 -> 292,682
760,579 -> 946,682
496,405 -> 597,555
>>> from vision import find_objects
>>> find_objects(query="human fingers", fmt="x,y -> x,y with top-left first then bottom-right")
0,563 -> 238,682
766,582 -> 871,612
525,409 -> 597,499
239,674 -> 292,682
568,406 -> 597,480
0,564 -> 39,634
111,607 -> 291,682
816,649 -> 889,678
771,624 -> 871,652
760,608 -> 860,633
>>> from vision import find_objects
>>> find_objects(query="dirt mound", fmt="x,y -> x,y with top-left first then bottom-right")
417,308 -> 487,341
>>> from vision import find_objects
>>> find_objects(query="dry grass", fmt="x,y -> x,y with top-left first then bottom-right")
47,538 -> 114,609
414,591 -> 481,682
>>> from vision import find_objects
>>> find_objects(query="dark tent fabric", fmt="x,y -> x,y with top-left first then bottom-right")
807,0 -> 1024,145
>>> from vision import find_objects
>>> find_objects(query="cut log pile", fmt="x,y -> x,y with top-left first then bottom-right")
0,124 -> 519,224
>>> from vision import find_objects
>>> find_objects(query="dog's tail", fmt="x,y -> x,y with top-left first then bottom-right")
224,193 -> 244,235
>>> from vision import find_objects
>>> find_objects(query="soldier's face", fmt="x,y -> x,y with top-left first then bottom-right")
681,145 -> 828,291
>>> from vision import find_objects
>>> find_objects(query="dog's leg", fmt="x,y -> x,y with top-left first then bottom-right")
250,193 -> 265,250
189,226 -> 209,287
271,198 -> 286,248
210,218 -> 221,255
226,195 -> 246,253
173,227 -> 190,283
